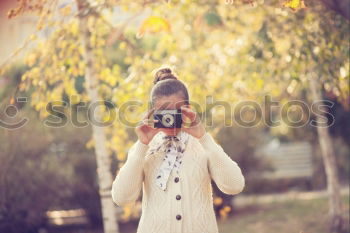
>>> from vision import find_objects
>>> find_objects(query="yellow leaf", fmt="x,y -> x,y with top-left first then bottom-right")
223,205 -> 231,212
213,197 -> 223,206
70,95 -> 81,105
121,206 -> 132,221
26,53 -> 37,67
137,16 -> 171,38
256,78 -> 264,89
119,41 -> 126,50
283,0 -> 306,11
219,209 -> 228,219
60,4 -> 72,16
30,34 -> 37,40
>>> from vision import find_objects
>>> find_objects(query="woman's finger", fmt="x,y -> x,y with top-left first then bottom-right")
142,118 -> 159,127
181,106 -> 196,121
180,106 -> 191,115
181,105 -> 195,114
137,109 -> 156,127
143,107 -> 156,120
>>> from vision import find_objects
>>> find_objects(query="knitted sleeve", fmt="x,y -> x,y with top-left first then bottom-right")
111,140 -> 149,206
198,132 -> 245,195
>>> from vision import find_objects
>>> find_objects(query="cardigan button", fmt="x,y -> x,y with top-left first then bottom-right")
176,195 -> 181,200
176,214 -> 182,220
174,177 -> 179,183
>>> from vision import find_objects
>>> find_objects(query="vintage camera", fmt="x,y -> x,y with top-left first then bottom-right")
153,109 -> 182,128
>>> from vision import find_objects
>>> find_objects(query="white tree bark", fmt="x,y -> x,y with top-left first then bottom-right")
76,1 -> 120,233
309,74 -> 344,233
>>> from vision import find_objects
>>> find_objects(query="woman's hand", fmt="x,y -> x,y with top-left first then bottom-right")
135,108 -> 161,145
180,105 -> 206,139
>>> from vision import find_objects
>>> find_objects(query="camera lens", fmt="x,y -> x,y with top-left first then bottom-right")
162,114 -> 174,127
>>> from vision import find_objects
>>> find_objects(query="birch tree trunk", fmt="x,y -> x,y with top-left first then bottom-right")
309,74 -> 344,233
76,1 -> 120,233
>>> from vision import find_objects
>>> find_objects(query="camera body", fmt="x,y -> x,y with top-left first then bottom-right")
153,109 -> 182,128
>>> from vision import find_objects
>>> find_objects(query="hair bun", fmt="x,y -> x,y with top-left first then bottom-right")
153,67 -> 178,85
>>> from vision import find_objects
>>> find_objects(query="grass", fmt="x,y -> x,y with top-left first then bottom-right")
218,194 -> 349,233
50,194 -> 349,233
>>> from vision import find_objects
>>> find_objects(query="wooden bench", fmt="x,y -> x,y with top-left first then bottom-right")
256,139 -> 314,180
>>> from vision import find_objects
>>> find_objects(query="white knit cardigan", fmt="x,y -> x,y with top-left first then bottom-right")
111,131 -> 245,233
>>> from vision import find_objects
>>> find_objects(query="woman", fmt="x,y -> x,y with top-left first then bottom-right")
111,66 -> 245,233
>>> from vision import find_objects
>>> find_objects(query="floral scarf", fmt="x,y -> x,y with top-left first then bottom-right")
147,130 -> 190,191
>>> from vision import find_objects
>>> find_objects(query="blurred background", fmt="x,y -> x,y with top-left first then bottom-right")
0,0 -> 349,233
